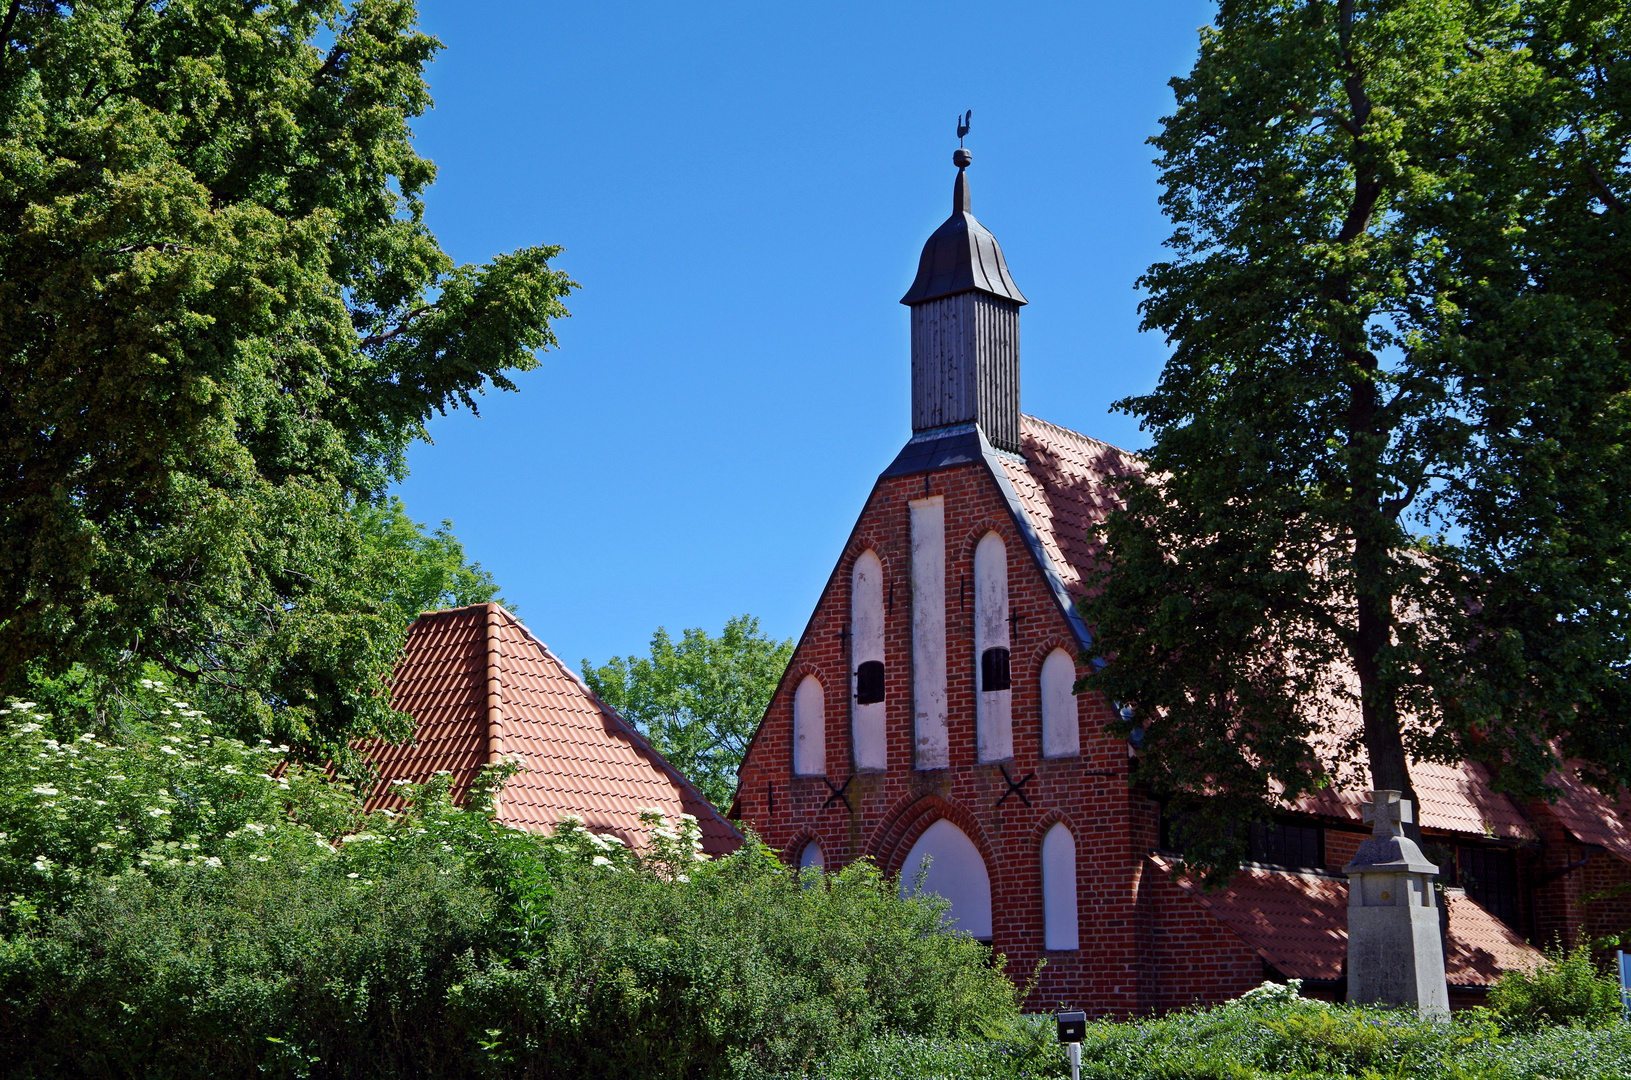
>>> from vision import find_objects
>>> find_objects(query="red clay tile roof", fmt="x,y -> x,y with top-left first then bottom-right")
1289,759 -> 1536,842
1150,856 -> 1542,986
361,603 -> 740,856
1002,415 -> 1142,602
1007,416 -> 1537,843
1543,768 -> 1631,861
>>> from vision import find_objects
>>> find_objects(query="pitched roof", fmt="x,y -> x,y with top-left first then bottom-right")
1150,856 -> 1542,986
361,603 -> 740,857
1002,416 -> 1541,843
1541,768 -> 1631,861
1000,414 -> 1142,603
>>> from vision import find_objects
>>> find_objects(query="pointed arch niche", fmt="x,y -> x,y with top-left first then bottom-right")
900,819 -> 993,940
1041,822 -> 1079,950
793,674 -> 826,776
1039,648 -> 1080,758
973,531 -> 1012,762
851,549 -> 887,771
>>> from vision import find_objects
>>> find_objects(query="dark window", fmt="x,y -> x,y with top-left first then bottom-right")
1247,821 -> 1324,870
981,647 -> 1011,692
1458,845 -> 1519,928
854,661 -> 885,705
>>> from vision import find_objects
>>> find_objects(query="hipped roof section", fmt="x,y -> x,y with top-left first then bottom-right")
360,603 -> 740,856
996,416 -> 1631,845
1149,855 -> 1542,987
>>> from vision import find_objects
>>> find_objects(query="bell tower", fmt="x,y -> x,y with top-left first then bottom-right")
900,139 -> 1027,453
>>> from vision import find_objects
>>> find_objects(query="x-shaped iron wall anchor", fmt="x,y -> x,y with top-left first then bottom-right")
822,774 -> 854,812
996,764 -> 1035,808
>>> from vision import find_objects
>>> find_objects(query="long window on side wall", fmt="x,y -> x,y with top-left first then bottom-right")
851,549 -> 887,770
792,675 -> 826,776
973,532 -> 1012,762
1041,823 -> 1079,951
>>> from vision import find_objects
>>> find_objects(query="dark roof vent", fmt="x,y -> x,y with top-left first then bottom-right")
900,150 -> 1027,307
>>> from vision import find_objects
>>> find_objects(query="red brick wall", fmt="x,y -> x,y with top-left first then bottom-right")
1139,864 -> 1265,1012
736,458 -> 1201,1015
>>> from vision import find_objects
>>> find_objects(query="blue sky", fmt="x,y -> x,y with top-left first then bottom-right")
396,0 -> 1215,669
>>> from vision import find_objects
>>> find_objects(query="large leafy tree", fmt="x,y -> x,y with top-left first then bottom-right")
1083,0 -> 1631,872
354,497 -> 510,628
0,1 -> 574,755
583,616 -> 794,810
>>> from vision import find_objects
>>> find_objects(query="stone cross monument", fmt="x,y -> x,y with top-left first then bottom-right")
1342,790 -> 1450,1017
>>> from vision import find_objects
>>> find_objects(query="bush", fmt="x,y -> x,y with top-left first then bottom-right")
1487,943 -> 1624,1031
808,1018 -> 1066,1080
0,699 -> 1023,1079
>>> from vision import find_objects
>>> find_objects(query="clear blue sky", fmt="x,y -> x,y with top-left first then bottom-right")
396,0 -> 1215,669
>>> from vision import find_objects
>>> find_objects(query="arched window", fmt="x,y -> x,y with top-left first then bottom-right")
900,819 -> 993,940
793,675 -> 826,776
851,550 -> 887,770
1041,823 -> 1079,950
1040,648 -> 1080,758
974,532 -> 1012,762
799,839 -> 824,871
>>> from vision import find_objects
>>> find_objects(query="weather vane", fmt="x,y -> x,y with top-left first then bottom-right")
957,109 -> 972,147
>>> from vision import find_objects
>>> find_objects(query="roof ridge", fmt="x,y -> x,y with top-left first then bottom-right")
1020,413 -> 1138,460
493,612 -> 744,845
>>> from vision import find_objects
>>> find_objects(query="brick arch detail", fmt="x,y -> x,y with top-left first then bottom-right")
957,519 -> 1016,562
1026,636 -> 1081,670
791,662 -> 828,688
1029,807 -> 1079,848
784,827 -> 827,867
869,792 -> 997,878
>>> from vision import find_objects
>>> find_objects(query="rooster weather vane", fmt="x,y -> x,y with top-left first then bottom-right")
957,109 -> 972,146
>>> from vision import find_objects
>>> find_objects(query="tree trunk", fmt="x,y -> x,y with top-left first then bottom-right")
1334,0 -> 1422,838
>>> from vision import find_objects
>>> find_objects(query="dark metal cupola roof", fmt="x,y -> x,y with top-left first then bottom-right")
900,148 -> 1027,307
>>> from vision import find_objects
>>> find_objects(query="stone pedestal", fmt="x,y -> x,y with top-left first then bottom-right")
1343,790 -> 1449,1018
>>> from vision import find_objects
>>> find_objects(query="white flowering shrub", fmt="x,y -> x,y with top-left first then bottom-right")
0,687 -> 360,924
0,691 -> 1022,1079
1225,978 -> 1310,1009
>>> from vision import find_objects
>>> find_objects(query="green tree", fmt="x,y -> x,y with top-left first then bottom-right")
355,496 -> 511,627
1082,0 -> 1631,875
0,1 -> 575,757
583,616 -> 794,810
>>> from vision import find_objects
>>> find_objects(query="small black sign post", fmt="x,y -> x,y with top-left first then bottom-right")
1056,1010 -> 1086,1080
1619,951 -> 1630,1022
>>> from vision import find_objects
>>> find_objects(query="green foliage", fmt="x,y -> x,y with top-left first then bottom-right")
0,689 -> 359,926
583,615 -> 794,810
807,1018 -> 1067,1080
0,0 -> 575,760
1081,0 -> 1631,879
1487,943 -> 1624,1032
0,696 -> 1021,1078
355,496 -> 510,624
1065,992 -> 1631,1080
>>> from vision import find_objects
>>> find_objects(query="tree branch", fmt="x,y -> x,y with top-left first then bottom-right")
124,0 -> 151,32
0,1 -> 21,50
359,304 -> 435,349
312,43 -> 347,85
1583,158 -> 1626,215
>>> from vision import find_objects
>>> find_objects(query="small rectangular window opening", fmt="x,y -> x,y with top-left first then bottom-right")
1246,820 -> 1324,870
1457,845 -> 1519,928
981,647 -> 1011,692
855,660 -> 885,705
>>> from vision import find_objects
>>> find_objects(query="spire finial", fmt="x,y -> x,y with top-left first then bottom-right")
952,110 -> 973,212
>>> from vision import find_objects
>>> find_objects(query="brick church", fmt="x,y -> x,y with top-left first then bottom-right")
731,148 -> 1631,1013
